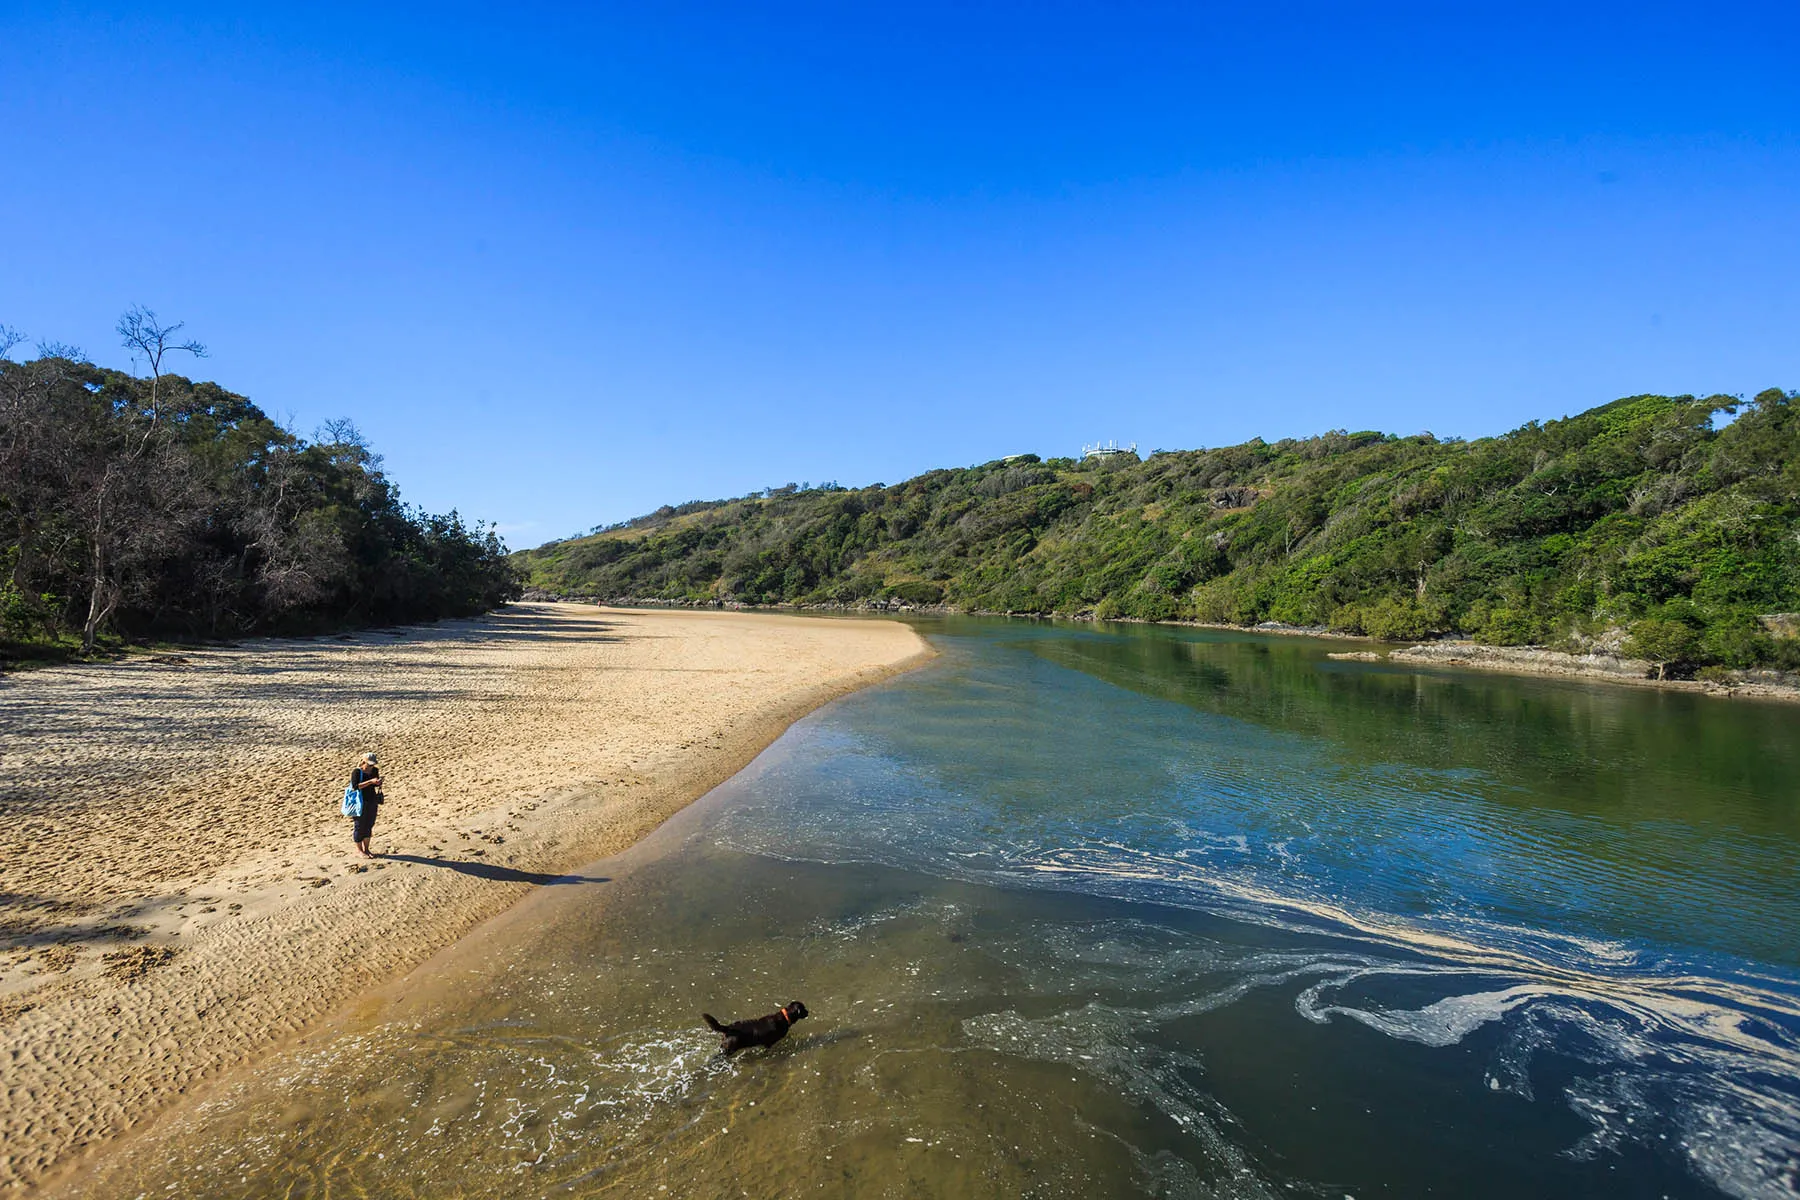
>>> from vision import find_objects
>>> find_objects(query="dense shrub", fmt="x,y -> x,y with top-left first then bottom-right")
513,390 -> 1800,668
1,338 -> 518,656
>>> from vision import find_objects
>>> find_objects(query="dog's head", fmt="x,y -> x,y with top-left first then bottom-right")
782,1001 -> 809,1023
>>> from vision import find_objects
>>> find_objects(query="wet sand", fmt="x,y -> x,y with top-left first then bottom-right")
0,603 -> 929,1193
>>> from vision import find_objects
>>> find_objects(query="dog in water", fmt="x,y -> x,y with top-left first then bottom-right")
702,1002 -> 808,1055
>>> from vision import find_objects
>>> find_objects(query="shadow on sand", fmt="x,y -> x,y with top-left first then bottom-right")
380,854 -> 610,887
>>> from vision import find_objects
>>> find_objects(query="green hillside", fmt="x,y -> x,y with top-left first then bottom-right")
515,389 -> 1800,673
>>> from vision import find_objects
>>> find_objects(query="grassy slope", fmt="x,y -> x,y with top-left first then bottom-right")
514,390 -> 1800,670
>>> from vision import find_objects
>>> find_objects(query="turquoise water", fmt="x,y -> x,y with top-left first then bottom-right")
75,618 -> 1800,1198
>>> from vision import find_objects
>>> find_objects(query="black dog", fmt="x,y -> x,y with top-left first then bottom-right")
702,1001 -> 808,1055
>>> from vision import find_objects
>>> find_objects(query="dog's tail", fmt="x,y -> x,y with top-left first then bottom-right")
702,1013 -> 725,1033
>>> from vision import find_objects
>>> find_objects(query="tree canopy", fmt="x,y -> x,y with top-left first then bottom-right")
515,390 -> 1800,675
1,327 -> 518,657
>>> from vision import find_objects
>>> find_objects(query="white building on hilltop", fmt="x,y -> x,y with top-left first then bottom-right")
1081,439 -> 1137,460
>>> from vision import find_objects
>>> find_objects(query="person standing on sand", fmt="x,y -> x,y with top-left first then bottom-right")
349,752 -> 384,858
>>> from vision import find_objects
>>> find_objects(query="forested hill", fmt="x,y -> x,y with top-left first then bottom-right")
2,329 -> 519,659
516,389 -> 1800,672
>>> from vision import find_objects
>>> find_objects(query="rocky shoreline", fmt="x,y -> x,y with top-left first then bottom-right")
1348,640 -> 1800,702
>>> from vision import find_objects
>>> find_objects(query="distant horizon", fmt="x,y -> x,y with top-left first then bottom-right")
5,4 -> 1797,543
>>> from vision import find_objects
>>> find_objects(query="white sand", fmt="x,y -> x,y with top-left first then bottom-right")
0,603 -> 929,1191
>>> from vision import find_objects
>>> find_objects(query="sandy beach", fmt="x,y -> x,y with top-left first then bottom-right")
0,603 -> 929,1193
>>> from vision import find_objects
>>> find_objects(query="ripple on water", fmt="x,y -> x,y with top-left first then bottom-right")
69,625 -> 1800,1200
710,730 -> 1800,1200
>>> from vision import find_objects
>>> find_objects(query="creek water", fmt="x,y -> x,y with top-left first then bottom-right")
76,619 -> 1800,1198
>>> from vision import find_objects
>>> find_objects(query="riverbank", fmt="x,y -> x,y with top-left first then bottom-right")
0,603 -> 930,1193
542,594 -> 1800,704
46,605 -> 1800,1200
1327,640 -> 1800,702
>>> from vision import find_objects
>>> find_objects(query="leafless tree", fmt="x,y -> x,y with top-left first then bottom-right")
117,305 -> 207,439
36,340 -> 86,362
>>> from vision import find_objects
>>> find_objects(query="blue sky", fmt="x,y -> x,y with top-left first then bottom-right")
3,3 -> 1797,546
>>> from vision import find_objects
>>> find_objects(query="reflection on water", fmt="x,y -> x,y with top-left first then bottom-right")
70,619 -> 1800,1199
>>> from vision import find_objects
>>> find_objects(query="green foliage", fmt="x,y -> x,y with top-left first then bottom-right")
1,346 -> 519,656
1625,617 -> 1702,677
887,580 -> 945,605
1699,614 -> 1770,669
513,389 -> 1800,670
1350,596 -> 1434,641
0,548 -> 59,639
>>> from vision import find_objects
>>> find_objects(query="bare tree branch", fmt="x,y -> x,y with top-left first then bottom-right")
116,306 -> 207,458
35,340 -> 87,363
117,305 -> 208,377
318,417 -> 366,447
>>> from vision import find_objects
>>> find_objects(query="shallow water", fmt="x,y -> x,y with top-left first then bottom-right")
77,619 -> 1800,1198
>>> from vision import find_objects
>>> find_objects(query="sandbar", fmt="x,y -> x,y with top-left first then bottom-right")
0,603 -> 929,1192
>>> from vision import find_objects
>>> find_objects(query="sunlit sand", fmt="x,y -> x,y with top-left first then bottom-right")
0,603 -> 928,1191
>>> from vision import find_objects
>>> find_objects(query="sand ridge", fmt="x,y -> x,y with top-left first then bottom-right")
0,603 -> 930,1193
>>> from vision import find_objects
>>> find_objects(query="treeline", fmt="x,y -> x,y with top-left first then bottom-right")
515,389 -> 1800,676
1,312 -> 519,657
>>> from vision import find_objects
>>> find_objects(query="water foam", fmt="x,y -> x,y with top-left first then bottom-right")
718,807 -> 1800,1199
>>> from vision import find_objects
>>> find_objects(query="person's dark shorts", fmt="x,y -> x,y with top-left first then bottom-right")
352,810 -> 377,841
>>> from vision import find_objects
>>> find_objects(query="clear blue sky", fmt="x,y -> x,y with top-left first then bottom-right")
3,3 -> 1797,546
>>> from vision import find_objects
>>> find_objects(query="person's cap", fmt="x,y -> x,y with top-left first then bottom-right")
362,752 -> 378,764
